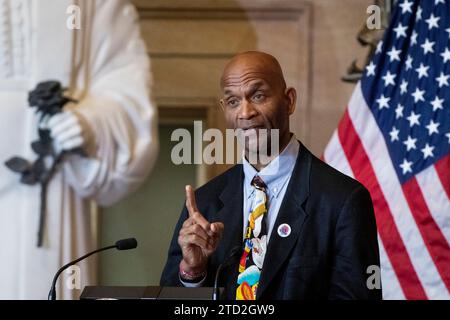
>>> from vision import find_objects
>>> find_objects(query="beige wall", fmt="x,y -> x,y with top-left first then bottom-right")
310,0 -> 372,155
133,0 -> 373,158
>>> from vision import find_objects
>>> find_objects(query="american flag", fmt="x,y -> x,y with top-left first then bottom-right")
323,0 -> 450,299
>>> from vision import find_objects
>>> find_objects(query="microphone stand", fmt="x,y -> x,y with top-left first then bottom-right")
48,245 -> 115,300
212,246 -> 242,300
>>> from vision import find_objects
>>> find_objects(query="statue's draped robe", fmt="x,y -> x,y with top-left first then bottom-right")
0,0 -> 158,299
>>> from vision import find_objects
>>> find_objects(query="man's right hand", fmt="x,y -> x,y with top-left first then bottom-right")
178,185 -> 224,276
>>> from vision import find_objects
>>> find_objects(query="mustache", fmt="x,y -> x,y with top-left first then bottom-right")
237,123 -> 268,130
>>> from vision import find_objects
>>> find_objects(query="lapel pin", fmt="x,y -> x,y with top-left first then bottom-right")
277,223 -> 291,238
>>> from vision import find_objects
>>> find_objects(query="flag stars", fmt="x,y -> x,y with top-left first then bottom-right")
387,47 -> 401,62
376,94 -> 390,109
360,10 -> 449,174
426,120 -> 440,135
406,111 -> 421,127
411,88 -> 425,103
430,96 -> 444,111
425,13 -> 440,30
420,39 -> 435,55
366,61 -> 376,76
400,80 -> 408,94
395,104 -> 404,118
394,23 -> 408,38
435,0 -> 445,5
411,31 -> 418,45
382,71 -> 396,86
389,126 -> 400,142
415,63 -> 429,79
376,41 -> 383,54
416,7 -> 422,21
403,135 -> 417,151
441,48 -> 450,63
405,55 -> 413,70
400,159 -> 413,174
421,143 -> 435,159
436,72 -> 449,88
399,0 -> 413,14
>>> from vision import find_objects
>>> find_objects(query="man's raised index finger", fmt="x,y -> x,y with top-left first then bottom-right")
185,185 -> 199,217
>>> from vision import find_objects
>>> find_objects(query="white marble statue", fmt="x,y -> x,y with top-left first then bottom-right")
0,0 -> 158,299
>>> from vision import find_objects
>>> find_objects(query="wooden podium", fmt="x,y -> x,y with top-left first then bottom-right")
80,286 -> 224,300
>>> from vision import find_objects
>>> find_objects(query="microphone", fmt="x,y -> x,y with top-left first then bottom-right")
212,245 -> 242,300
115,238 -> 138,250
48,238 -> 138,300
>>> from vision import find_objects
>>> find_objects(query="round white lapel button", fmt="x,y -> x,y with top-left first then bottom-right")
277,223 -> 291,238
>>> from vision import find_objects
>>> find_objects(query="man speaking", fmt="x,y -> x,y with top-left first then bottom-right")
160,51 -> 381,300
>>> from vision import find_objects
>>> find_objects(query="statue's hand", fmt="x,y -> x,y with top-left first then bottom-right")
46,110 -> 94,155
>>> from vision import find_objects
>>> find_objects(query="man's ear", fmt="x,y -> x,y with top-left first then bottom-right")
285,87 -> 297,115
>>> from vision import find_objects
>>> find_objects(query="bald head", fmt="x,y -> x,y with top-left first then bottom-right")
220,51 -> 286,90
219,51 -> 297,161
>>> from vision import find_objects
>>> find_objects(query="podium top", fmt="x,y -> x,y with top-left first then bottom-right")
80,286 -> 223,300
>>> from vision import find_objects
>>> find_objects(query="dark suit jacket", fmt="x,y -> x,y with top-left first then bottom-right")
160,143 -> 382,300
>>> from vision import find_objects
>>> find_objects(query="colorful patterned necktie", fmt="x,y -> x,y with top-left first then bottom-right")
236,175 -> 268,300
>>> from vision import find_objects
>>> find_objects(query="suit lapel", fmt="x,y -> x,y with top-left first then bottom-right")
216,165 -> 244,279
256,143 -> 312,299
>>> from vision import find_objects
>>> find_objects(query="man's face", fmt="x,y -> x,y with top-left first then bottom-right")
220,56 -> 296,155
